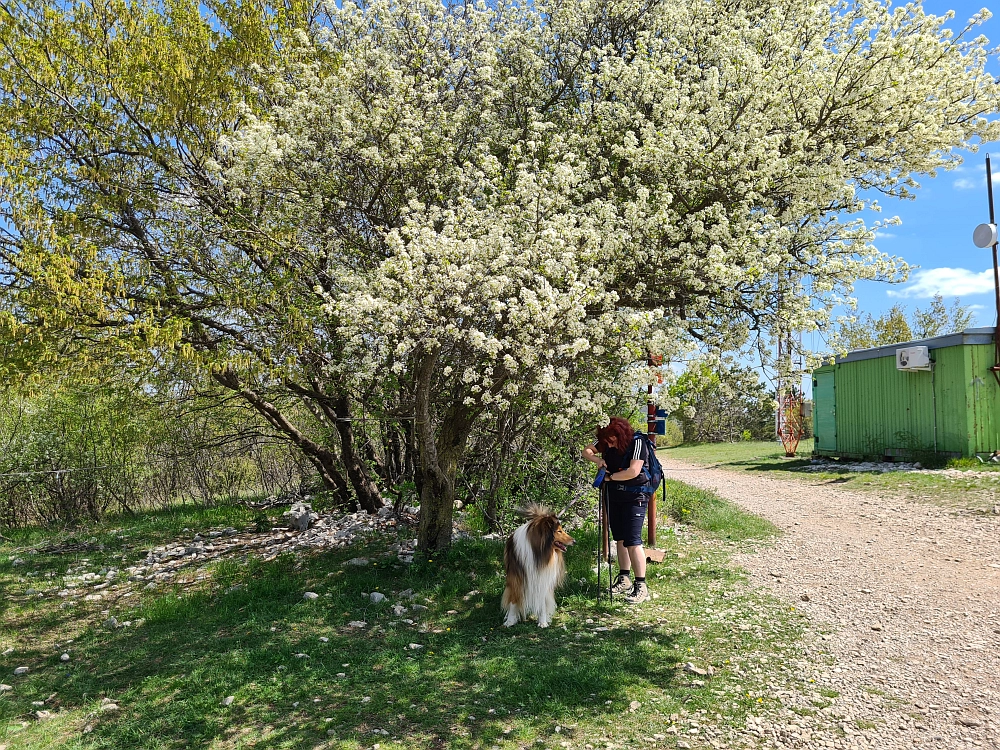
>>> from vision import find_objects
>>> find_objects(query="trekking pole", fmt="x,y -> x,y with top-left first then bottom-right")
605,490 -> 612,603
593,467 -> 606,604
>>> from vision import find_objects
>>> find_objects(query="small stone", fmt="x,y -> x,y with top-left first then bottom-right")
60,653 -> 69,662
391,604 -> 407,616
13,667 -> 28,676
369,592 -> 386,604
222,696 -> 234,706
1,648 -> 12,656
336,672 -> 347,679
303,592 -> 319,601
34,710 -> 53,720
25,588 -> 38,596
100,703 -> 120,713
871,624 -> 883,631
104,617 -> 119,629
344,558 -> 369,567
0,684 -> 12,691
958,715 -> 982,727
294,653 -> 309,659
683,662 -> 709,676
678,742 -> 691,749
629,700 -> 641,712
408,643 -> 424,650
348,621 -> 367,628
800,593 -> 810,602
319,637 -> 329,643
410,604 -> 428,612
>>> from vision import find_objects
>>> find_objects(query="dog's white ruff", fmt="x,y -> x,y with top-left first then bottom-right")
503,521 -> 563,628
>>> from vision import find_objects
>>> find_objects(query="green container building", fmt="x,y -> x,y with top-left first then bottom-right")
813,327 -> 1000,459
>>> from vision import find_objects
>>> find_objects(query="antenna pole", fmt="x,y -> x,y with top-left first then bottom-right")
987,155 -> 1000,382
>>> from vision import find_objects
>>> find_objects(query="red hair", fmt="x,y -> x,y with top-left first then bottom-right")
595,417 -> 635,454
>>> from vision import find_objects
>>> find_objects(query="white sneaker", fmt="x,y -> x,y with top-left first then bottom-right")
624,580 -> 649,604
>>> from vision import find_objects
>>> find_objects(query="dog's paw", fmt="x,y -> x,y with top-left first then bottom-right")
503,617 -> 518,627
537,620 -> 550,628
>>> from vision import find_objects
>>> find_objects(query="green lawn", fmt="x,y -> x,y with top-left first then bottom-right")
0,488 -> 820,750
662,440 -> 1000,511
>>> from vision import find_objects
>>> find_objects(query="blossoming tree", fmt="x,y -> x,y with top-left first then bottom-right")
1,0 -> 998,548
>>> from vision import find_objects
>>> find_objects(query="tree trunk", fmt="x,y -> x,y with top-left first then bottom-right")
332,395 -> 384,513
212,369 -> 354,506
412,348 -> 476,551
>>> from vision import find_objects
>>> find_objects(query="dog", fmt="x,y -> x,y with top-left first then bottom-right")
501,504 -> 575,628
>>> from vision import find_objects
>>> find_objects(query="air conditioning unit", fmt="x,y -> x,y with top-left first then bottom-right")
896,346 -> 932,371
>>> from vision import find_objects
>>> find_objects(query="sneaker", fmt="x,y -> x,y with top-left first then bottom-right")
624,580 -> 649,604
610,573 -> 633,595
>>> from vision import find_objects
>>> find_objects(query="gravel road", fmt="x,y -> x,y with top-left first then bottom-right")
668,460 -> 1000,750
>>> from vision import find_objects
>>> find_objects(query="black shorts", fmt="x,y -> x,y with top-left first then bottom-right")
607,496 -> 648,547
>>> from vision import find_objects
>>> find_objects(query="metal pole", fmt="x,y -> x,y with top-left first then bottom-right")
646,352 -> 657,549
987,155 -> 1000,383
596,484 -> 602,604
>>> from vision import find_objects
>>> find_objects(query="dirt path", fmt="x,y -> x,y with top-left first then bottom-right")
668,460 -> 1000,750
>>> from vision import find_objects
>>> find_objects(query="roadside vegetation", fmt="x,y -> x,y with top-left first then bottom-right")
0,483 -> 814,750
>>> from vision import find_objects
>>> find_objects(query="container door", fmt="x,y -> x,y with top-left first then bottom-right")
814,371 -> 836,451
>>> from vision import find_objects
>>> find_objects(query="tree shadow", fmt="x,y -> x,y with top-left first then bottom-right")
0,535 -> 702,749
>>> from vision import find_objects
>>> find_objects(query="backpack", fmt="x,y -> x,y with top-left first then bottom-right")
615,432 -> 664,496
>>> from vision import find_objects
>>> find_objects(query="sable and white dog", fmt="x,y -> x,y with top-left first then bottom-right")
501,504 -> 575,628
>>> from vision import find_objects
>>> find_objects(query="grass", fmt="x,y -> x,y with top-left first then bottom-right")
662,480 -> 780,541
663,440 -> 1000,511
0,486 -> 819,750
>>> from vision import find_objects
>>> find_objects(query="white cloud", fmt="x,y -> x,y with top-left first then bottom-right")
887,267 -> 997,298
874,231 -> 896,238
953,177 -> 981,190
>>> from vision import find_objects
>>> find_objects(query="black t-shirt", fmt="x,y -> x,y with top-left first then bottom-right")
604,434 -> 650,493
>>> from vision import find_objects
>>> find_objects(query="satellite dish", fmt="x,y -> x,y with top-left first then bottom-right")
974,223 -> 998,248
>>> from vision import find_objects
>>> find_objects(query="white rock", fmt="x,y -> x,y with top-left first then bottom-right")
100,703 -> 120,713
0,684 -> 12,691
104,617 -> 119,629
303,592 -> 319,601
13,667 -> 28,676
408,643 -> 424,650
222,696 -> 234,706
60,653 -> 69,662
348,621 -> 367,628
283,502 -> 319,531
294,653 -> 310,659
345,558 -> 370,567
369,592 -> 386,604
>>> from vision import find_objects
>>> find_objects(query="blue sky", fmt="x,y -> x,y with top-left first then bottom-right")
823,1 -> 1000,356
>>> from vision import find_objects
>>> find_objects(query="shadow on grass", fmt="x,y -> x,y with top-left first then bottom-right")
1,530 -> 695,749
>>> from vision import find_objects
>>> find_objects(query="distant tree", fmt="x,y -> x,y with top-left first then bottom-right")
910,294 -> 975,339
832,296 -> 974,352
668,360 -> 775,443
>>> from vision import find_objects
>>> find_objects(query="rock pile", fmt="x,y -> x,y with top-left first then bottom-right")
17,504 -> 418,606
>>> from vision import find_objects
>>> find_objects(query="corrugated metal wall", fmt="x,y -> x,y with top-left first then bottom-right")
834,355 -> 936,455
966,344 -> 1000,454
813,343 -> 1000,458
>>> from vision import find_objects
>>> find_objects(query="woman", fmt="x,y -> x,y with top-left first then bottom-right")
582,417 -> 651,604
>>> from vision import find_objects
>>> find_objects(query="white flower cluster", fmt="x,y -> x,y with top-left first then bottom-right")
218,0 -> 1000,428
